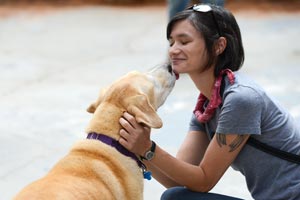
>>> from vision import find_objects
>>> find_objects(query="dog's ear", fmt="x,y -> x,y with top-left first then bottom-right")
86,102 -> 98,113
125,94 -> 162,128
87,88 -> 107,113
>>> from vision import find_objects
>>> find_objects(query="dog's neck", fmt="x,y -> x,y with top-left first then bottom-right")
86,132 -> 152,180
85,103 -> 124,140
86,132 -> 144,168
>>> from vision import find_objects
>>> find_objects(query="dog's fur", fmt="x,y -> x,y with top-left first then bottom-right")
14,65 -> 176,200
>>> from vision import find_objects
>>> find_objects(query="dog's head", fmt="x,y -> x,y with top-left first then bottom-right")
87,64 -> 177,130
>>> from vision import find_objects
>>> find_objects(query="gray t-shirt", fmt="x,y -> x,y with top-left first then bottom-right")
189,72 -> 300,200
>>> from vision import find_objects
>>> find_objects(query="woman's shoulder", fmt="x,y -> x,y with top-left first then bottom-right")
229,72 -> 264,91
223,72 -> 266,105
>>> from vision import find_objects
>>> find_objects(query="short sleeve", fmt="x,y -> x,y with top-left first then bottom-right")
189,114 -> 206,132
216,86 -> 263,135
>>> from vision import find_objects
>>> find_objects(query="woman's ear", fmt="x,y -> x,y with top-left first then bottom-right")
215,37 -> 227,55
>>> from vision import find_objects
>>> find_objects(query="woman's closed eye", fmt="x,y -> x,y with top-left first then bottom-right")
181,40 -> 190,45
169,39 -> 191,47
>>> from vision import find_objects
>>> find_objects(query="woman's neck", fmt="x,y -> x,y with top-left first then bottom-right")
189,68 -> 215,100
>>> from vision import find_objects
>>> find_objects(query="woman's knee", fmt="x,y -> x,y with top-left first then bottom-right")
161,187 -> 244,200
160,187 -> 187,200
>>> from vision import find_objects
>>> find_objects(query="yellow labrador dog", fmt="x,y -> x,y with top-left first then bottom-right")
14,64 -> 177,200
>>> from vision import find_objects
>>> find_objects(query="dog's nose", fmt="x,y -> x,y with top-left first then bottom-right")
167,63 -> 172,74
165,63 -> 179,80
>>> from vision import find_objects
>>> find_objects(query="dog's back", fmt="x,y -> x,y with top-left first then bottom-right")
14,140 -> 143,200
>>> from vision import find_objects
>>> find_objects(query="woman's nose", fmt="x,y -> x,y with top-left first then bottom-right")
169,43 -> 181,56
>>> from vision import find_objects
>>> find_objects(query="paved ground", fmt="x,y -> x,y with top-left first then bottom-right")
0,5 -> 299,200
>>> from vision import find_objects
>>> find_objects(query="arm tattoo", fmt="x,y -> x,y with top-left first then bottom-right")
229,135 -> 246,152
216,134 -> 227,147
216,134 -> 246,152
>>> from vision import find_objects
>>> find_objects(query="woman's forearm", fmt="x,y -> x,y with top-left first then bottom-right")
143,159 -> 181,188
146,144 -> 213,192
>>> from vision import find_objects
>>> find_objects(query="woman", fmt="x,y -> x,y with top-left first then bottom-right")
118,4 -> 300,200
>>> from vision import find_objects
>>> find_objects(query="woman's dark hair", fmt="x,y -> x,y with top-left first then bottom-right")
166,5 -> 244,77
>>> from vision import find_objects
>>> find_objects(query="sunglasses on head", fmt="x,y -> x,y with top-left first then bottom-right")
188,4 -> 222,37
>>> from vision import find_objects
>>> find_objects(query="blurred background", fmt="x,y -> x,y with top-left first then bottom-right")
0,0 -> 300,10
0,0 -> 299,200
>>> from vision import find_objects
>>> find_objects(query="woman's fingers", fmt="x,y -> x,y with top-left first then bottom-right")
123,112 -> 139,128
119,112 -> 152,155
118,130 -> 129,148
119,117 -> 133,133
119,128 -> 128,140
119,114 -> 137,150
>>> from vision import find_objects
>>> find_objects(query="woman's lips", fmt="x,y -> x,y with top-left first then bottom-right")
171,58 -> 185,66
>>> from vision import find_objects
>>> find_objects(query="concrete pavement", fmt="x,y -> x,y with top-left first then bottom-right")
0,5 -> 299,200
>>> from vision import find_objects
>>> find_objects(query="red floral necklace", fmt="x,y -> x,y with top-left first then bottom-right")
193,69 -> 235,123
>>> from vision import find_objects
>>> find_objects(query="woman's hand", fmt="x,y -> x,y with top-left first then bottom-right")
119,112 -> 152,156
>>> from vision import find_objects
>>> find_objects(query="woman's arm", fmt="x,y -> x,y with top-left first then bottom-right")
158,133 -> 249,192
144,130 -> 210,188
119,112 -> 210,188
152,133 -> 249,192
119,112 -> 249,192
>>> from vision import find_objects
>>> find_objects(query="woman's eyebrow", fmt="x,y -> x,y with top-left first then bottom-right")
169,33 -> 191,40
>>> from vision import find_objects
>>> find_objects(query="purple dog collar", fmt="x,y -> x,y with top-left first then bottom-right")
87,132 -> 145,169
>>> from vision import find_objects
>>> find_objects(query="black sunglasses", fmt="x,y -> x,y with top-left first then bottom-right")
188,4 -> 221,37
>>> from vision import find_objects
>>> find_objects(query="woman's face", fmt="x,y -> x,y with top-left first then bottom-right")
168,19 -> 208,75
